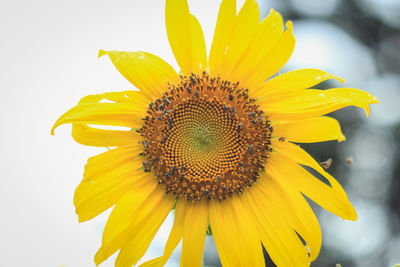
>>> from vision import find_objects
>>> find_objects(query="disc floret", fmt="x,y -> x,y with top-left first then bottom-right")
139,72 -> 272,201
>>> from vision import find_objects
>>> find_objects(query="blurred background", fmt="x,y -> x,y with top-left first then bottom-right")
0,0 -> 398,266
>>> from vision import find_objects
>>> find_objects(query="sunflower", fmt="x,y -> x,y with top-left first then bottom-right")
51,0 -> 378,266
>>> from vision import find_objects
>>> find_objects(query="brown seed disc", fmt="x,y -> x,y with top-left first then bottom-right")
139,72 -> 272,201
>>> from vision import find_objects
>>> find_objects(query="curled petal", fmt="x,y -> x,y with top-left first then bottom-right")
263,88 -> 379,121
51,102 -> 144,134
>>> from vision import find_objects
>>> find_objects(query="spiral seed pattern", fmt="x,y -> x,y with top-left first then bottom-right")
139,72 -> 272,201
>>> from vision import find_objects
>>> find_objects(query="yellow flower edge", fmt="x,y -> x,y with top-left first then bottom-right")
52,0 -> 378,266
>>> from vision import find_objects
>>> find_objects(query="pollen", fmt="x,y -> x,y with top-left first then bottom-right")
139,72 -> 272,201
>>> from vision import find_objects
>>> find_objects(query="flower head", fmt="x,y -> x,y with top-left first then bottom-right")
52,0 -> 378,266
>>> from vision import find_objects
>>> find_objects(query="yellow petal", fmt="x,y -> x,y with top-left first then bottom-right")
209,198 -> 264,267
180,201 -> 209,267
83,145 -> 142,182
51,102 -> 144,134
140,200 -> 208,267
138,257 -> 164,267
268,153 -> 357,220
189,14 -> 207,73
115,195 -> 176,267
243,184 -> 311,266
256,174 -> 321,261
253,68 -> 344,99
68,91 -> 146,147
72,124 -> 139,147
222,0 -> 260,80
242,21 -> 295,90
263,88 -> 379,121
139,200 -> 186,267
209,0 -> 236,77
94,181 -> 169,265
165,0 -> 206,74
165,0 -> 191,73
229,9 -> 283,85
271,140 -> 348,198
78,90 -> 149,108
98,50 -> 178,101
74,159 -> 142,222
273,116 -> 346,143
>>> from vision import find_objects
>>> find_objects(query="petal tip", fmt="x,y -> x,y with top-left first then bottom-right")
77,216 -> 85,223
50,123 -> 58,135
334,75 -> 345,84
98,49 -> 107,59
322,71 -> 345,83
285,20 -> 293,30
364,106 -> 371,117
94,248 -> 105,266
346,207 -> 358,221
76,208 -> 90,223
342,200 -> 358,221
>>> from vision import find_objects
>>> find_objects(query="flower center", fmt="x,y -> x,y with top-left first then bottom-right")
164,98 -> 245,181
139,72 -> 272,201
